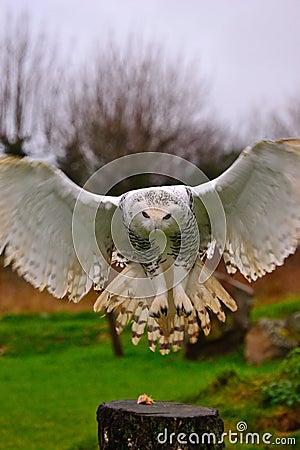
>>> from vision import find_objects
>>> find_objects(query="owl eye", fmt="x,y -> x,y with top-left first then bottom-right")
163,213 -> 172,220
142,211 -> 150,218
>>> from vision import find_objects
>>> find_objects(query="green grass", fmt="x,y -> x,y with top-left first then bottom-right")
251,295 -> 300,322
0,311 -> 110,357
0,301 -> 299,450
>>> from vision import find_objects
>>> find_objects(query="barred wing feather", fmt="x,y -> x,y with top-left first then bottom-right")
0,156 -> 119,301
193,139 -> 300,281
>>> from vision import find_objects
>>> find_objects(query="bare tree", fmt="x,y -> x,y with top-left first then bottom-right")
58,39 -> 225,186
236,94 -> 300,146
269,98 -> 300,138
0,12 -> 62,156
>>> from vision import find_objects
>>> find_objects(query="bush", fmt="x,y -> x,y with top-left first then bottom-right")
261,348 -> 300,407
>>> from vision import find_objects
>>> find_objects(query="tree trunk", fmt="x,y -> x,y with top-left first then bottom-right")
107,312 -> 124,357
97,400 -> 225,449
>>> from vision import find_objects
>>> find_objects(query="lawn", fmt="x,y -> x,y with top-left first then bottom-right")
0,299 -> 299,449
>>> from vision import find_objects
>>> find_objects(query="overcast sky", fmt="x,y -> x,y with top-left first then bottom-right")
1,0 -> 300,131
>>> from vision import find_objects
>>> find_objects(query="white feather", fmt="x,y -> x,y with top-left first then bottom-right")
193,139 -> 300,281
0,156 -> 119,301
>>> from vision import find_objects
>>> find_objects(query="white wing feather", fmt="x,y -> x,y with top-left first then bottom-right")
0,156 -> 119,301
193,139 -> 300,281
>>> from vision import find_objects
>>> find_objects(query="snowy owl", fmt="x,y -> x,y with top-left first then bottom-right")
0,139 -> 299,354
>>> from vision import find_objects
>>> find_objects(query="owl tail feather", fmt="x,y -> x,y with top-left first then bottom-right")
93,258 -> 237,355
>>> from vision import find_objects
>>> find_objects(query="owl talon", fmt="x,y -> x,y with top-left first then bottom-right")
176,305 -> 193,317
160,307 -> 168,316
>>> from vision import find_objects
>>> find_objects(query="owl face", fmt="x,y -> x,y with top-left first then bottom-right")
120,187 -> 191,237
130,204 -> 180,236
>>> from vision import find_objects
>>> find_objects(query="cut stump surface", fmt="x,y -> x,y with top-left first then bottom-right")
97,400 -> 224,449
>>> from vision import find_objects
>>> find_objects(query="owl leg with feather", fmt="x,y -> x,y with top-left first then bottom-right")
146,263 -> 193,319
147,268 -> 169,319
172,266 -> 194,317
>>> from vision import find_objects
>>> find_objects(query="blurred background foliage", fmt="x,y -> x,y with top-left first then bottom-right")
1,13 -> 299,190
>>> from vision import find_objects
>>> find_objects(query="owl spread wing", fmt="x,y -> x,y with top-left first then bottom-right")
0,155 -> 119,301
193,139 -> 300,281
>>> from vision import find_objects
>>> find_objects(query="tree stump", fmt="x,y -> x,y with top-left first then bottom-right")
97,400 -> 224,449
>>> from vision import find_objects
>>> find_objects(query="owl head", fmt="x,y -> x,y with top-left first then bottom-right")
120,186 -> 192,237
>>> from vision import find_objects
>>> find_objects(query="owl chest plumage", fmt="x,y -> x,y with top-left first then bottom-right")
128,209 -> 198,276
